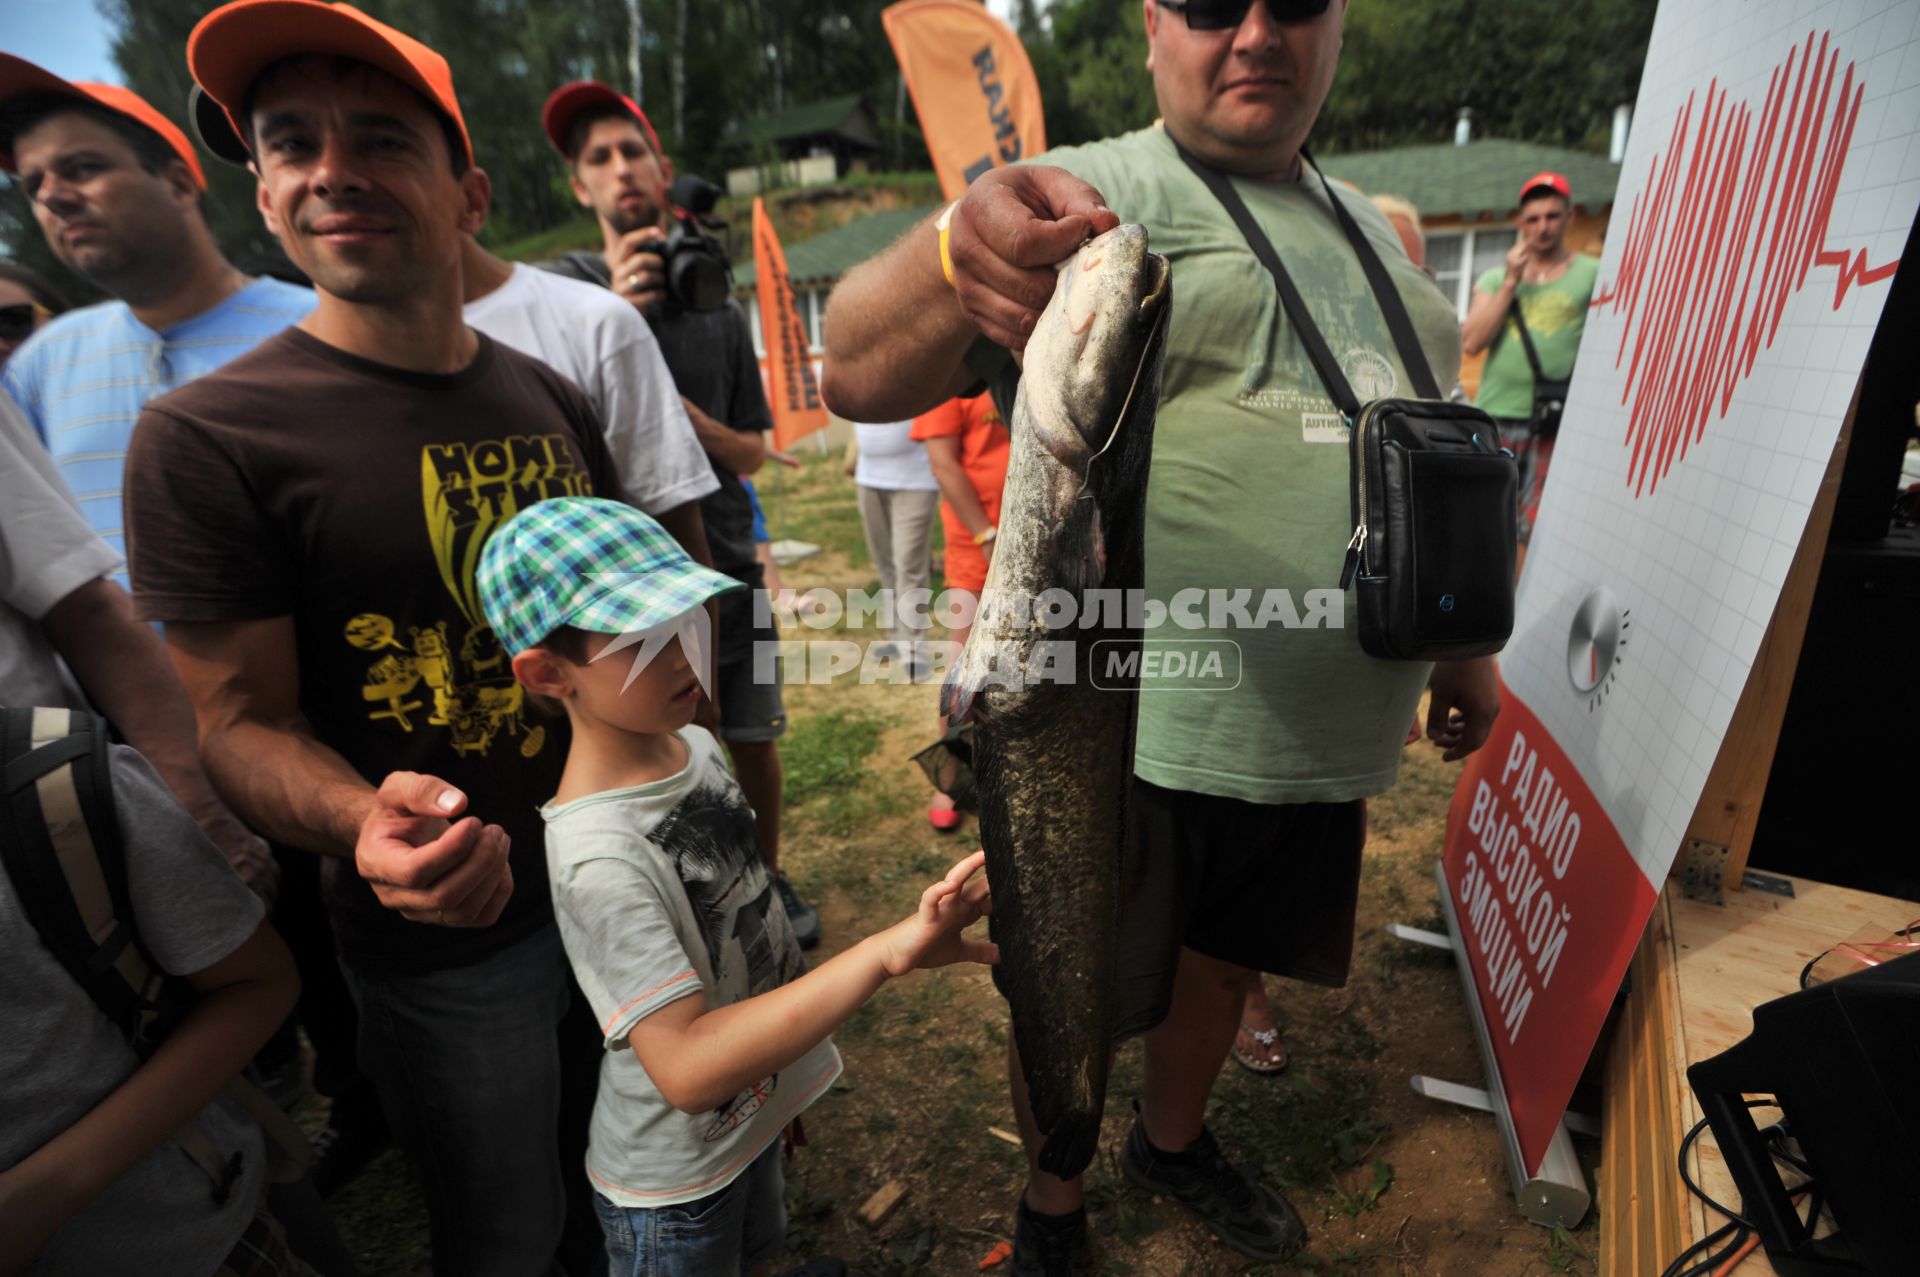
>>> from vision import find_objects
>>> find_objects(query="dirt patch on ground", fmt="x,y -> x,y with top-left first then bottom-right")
324,457 -> 1603,1275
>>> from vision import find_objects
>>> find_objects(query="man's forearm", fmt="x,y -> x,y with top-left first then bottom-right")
682,398 -> 766,476
928,453 -> 992,536
1462,281 -> 1515,355
822,218 -> 983,422
654,498 -> 714,567
43,581 -> 237,829
198,712 -> 377,857
0,926 -> 297,1248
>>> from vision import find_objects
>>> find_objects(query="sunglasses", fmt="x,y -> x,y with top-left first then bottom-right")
0,303 -> 52,343
1157,0 -> 1333,31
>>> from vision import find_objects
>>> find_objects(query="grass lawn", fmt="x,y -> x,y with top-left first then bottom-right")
320,450 -> 1603,1276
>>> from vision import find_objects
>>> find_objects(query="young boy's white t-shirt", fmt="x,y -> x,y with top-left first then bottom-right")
542,726 -> 841,1208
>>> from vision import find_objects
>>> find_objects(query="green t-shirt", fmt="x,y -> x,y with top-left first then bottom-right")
980,125 -> 1464,805
1471,254 -> 1600,420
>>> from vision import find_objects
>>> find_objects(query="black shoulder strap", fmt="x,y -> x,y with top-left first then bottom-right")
1169,134 -> 1442,411
0,707 -> 179,1058
1301,145 -> 1443,402
1507,295 -> 1549,383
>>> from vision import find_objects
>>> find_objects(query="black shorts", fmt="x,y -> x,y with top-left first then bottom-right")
1110,780 -> 1367,1039
715,576 -> 786,744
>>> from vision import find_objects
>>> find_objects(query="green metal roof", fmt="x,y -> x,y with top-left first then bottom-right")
731,94 -> 874,147
1318,138 -> 1622,222
734,204 -> 938,291
733,137 -> 1620,293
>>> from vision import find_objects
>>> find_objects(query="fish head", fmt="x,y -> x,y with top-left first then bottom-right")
1023,223 -> 1171,474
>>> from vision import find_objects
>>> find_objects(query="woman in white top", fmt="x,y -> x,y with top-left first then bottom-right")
851,420 -> 941,662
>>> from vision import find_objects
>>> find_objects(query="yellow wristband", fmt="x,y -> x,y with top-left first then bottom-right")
936,200 -> 960,288
972,526 -> 997,546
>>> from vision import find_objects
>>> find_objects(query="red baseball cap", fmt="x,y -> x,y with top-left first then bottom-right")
542,80 -> 662,161
188,0 -> 472,167
1518,171 -> 1572,204
0,53 -> 207,189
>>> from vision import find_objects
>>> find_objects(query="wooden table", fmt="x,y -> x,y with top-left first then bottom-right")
1598,873 -> 1914,1276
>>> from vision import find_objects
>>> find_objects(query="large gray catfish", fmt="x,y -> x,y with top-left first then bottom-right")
942,224 -> 1170,1179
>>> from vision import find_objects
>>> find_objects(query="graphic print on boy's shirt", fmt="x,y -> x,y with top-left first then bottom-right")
651,778 -> 808,1140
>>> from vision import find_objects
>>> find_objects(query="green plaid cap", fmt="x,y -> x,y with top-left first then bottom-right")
477,497 -> 744,656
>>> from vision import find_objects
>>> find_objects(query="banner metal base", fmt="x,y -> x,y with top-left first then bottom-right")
1405,862 -> 1591,1229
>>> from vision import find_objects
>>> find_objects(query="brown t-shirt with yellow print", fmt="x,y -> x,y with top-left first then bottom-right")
126,326 -> 617,973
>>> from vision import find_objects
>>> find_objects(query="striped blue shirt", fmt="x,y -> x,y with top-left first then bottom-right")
2,278 -> 316,575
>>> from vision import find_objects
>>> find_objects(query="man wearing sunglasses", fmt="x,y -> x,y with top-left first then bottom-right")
824,2 -> 1500,1272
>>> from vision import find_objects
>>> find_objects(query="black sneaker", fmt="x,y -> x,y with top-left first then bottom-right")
1120,1117 -> 1306,1261
774,871 -> 822,950
1010,1197 -> 1090,1276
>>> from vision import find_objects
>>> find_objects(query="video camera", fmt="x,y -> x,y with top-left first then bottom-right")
653,174 -> 733,313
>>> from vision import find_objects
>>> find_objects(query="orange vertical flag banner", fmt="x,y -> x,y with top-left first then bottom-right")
751,197 -> 828,450
882,0 -> 1047,199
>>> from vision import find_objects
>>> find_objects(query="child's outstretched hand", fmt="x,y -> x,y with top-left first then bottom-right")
876,850 -> 997,976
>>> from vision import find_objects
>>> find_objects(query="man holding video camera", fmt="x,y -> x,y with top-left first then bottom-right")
539,82 -> 820,950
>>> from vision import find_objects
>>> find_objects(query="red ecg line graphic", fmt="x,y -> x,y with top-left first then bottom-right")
1591,30 -> 1899,497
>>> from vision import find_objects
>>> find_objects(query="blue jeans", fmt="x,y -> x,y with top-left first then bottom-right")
594,1143 -> 785,1277
341,924 -> 572,1277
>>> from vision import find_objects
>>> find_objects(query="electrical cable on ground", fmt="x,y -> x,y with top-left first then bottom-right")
1658,1099 -> 1820,1277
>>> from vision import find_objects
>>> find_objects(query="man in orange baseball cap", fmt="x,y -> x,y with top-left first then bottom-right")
127,4 -> 629,1273
0,56 -> 317,518
0,55 -> 310,861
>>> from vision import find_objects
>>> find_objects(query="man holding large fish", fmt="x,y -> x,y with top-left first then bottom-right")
824,1 -> 1501,1272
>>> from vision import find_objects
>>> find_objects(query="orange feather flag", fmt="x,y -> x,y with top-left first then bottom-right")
751,197 -> 829,449
882,0 -> 1047,199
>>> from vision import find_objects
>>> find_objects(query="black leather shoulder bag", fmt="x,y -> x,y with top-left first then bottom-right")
1172,138 -> 1517,662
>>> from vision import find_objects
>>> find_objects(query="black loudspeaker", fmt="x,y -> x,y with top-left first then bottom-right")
1686,951 -> 1920,1276
1749,527 -> 1920,900
1749,212 -> 1920,898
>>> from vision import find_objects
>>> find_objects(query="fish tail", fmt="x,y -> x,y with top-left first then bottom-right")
1037,1111 -> 1102,1180
940,660 -> 988,725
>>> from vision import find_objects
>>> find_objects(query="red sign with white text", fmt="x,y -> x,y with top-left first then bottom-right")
1443,688 -> 1655,1172
1438,0 -> 1918,1178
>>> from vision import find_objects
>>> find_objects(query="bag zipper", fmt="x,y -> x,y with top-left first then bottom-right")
1339,406 -> 1372,589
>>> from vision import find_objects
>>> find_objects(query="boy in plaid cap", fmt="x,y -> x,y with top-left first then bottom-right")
478,497 -> 996,1277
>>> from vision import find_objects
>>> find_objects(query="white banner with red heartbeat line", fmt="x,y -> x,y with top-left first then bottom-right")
1443,0 -> 1917,1174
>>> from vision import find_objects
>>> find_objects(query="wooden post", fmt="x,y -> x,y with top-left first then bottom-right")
1598,894 -> 1692,1277
1674,384 -> 1858,891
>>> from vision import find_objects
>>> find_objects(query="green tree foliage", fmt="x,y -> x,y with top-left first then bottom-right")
1319,0 -> 1657,154
0,0 -> 1653,272
1033,0 -> 1656,155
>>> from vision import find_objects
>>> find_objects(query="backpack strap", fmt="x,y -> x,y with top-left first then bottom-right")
0,709 -> 308,1195
0,707 -> 182,1054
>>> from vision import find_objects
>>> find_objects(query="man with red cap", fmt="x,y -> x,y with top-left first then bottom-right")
121,3 -> 630,1271
1462,171 -> 1602,547
540,81 -> 822,953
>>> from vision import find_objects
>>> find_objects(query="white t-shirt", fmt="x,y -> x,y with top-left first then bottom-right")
853,420 -> 939,491
541,727 -> 841,1208
465,264 -> 720,515
0,391 -> 119,710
